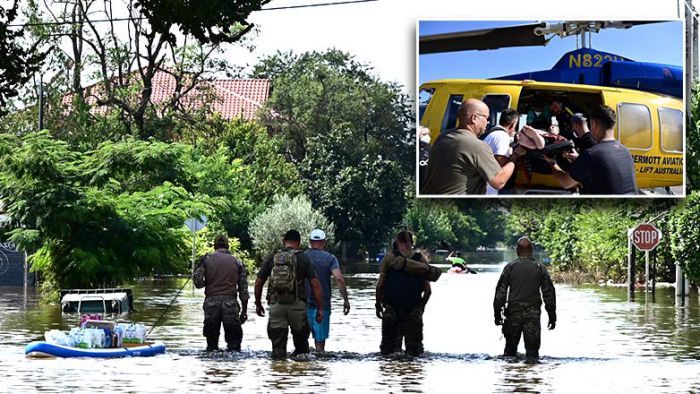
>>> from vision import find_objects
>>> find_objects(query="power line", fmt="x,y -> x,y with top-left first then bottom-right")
8,0 -> 379,28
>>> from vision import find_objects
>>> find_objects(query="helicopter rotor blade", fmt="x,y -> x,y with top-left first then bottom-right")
419,22 -> 547,54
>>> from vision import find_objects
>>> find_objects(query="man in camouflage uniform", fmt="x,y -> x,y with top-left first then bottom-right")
375,230 -> 433,356
254,230 -> 325,359
493,236 -> 556,361
193,234 -> 249,351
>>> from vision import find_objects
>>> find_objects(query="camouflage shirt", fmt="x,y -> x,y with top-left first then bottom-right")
493,256 -> 556,317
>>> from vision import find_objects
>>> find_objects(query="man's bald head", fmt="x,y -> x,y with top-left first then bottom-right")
516,236 -> 533,257
457,99 -> 490,136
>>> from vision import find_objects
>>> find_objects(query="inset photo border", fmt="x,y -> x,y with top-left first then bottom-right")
416,20 -> 685,198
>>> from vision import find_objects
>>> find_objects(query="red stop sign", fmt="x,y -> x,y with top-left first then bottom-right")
631,223 -> 662,251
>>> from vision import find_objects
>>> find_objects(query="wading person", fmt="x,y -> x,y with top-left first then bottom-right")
304,229 -> 350,353
420,99 -> 522,195
375,230 -> 432,356
193,234 -> 249,352
254,230 -> 325,359
493,236 -> 556,361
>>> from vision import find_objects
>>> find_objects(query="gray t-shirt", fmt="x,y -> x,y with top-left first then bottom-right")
304,249 -> 339,309
421,129 -> 503,195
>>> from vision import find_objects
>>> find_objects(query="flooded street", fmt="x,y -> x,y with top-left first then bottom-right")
1,252 -> 700,393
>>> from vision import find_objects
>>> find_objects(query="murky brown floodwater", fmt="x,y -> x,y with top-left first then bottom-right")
1,251 -> 699,393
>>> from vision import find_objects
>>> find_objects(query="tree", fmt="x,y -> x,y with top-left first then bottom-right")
0,0 -> 46,116
26,0 -> 263,139
253,50 -> 414,253
0,131 -> 237,298
688,84 -> 700,192
249,195 -> 335,261
135,0 -> 269,45
670,192 -> 700,283
405,200 -> 484,252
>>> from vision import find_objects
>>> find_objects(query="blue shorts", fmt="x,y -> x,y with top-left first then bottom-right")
307,307 -> 331,341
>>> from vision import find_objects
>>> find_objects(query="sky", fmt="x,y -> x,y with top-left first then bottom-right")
229,0 -> 685,96
417,21 -> 683,85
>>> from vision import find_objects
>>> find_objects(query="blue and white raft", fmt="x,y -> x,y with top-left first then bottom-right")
25,341 -> 166,358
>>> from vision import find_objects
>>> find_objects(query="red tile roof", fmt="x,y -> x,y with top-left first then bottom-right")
65,71 -> 270,121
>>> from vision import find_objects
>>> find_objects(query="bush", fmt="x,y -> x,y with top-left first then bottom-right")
249,194 -> 335,261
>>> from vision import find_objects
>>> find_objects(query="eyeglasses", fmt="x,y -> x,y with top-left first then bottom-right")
474,113 -> 489,121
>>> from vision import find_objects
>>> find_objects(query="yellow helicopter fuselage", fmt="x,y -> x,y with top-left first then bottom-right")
418,79 -> 683,191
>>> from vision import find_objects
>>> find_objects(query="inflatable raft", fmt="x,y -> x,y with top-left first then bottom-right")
25,341 -> 166,358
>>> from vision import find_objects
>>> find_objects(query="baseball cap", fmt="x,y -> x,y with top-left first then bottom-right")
309,229 -> 326,241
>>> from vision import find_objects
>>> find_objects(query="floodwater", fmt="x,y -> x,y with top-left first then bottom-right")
1,251 -> 699,393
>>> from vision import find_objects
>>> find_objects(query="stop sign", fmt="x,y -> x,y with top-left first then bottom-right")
631,223 -> 662,251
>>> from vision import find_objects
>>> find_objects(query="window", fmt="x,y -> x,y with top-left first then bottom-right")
618,103 -> 652,150
658,107 -> 683,153
482,94 -> 511,129
419,88 -> 435,122
441,94 -> 463,132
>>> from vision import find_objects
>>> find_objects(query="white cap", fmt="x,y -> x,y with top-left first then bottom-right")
309,229 -> 326,241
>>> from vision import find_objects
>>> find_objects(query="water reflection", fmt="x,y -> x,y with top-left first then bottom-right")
1,256 -> 700,392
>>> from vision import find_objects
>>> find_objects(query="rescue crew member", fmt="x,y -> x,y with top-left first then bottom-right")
304,229 -> 350,353
544,105 -> 638,195
375,230 -> 432,356
493,236 -> 556,361
193,234 -> 249,352
548,99 -> 575,140
254,230 -> 325,359
570,113 -> 596,152
484,108 -> 520,195
420,99 -> 525,195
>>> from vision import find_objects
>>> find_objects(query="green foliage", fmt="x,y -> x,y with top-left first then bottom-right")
178,117 -> 303,247
689,84 -> 700,192
405,200 -> 483,251
0,1 -> 47,116
249,195 -> 335,262
135,0 -> 269,44
253,50 -> 414,251
0,132 -> 222,294
507,199 -> 675,282
670,192 -> 700,282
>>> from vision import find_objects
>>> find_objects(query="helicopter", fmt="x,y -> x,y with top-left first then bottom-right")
418,21 -> 683,196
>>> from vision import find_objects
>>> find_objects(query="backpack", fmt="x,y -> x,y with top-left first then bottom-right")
270,250 -> 300,304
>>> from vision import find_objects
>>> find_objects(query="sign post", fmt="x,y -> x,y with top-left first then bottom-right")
630,223 -> 662,301
185,216 -> 208,293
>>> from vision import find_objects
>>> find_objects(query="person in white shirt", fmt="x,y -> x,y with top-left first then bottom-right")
484,109 -> 520,195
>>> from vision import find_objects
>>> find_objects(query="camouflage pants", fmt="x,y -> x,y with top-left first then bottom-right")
268,300 -> 310,359
380,305 -> 424,356
203,295 -> 242,351
502,306 -> 541,358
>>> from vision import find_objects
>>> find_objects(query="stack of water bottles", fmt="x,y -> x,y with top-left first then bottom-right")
43,316 -> 147,348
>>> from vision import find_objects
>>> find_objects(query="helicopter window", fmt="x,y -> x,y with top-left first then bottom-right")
658,107 -> 683,153
441,94 -> 464,132
617,103 -> 652,151
419,88 -> 435,122
482,94 -> 511,129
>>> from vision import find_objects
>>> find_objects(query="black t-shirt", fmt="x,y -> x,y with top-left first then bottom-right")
574,132 -> 596,152
568,140 -> 638,195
